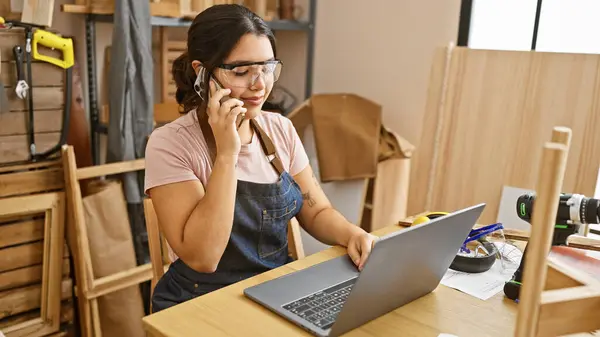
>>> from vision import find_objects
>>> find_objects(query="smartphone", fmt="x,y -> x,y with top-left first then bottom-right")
210,77 -> 245,129
211,77 -> 231,103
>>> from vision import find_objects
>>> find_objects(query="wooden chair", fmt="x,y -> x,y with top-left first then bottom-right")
142,198 -> 172,299
61,145 -> 152,337
514,126 -> 600,337
142,198 -> 306,299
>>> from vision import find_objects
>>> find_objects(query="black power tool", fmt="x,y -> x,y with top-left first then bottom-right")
503,192 -> 600,301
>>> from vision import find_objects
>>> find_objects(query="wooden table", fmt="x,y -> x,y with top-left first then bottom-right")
142,222 -> 519,337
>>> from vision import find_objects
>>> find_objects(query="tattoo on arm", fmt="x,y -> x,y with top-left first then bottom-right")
312,173 -> 319,186
302,192 -> 317,207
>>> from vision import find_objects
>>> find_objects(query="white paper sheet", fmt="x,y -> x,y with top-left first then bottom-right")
440,242 -> 522,301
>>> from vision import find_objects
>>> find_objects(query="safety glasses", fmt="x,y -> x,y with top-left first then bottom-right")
214,59 -> 283,88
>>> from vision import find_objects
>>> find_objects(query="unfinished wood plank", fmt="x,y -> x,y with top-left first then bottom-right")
166,41 -> 186,51
0,258 -> 70,292
408,47 -> 600,225
0,300 -> 74,330
489,228 -> 600,252
61,2 -> 182,17
547,250 -> 600,287
0,132 -> 61,165
567,236 -> 600,252
60,145 -> 94,337
60,4 -> 112,14
0,2 -> 21,21
166,51 -> 183,63
47,332 -> 67,337
538,285 -> 600,337
0,158 -> 61,174
76,158 -> 145,180
160,28 -> 170,102
544,262 -> 585,291
6,87 -> 64,112
179,0 -> 191,16
21,0 -> 55,27
154,103 -> 181,123
39,190 -> 65,330
406,45 -> 455,218
0,110 -> 64,136
103,102 -> 182,124
87,263 -> 153,299
0,241 -> 68,274
166,83 -> 177,101
150,1 -> 181,17
0,62 -> 65,87
144,198 -> 164,297
287,217 -> 304,260
0,278 -> 72,320
0,241 -> 44,273
0,218 -> 44,249
0,167 -> 64,198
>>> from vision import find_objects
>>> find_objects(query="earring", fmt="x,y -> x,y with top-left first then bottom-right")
194,66 -> 207,100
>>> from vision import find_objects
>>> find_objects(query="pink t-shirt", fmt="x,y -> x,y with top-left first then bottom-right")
144,110 -> 309,192
144,110 -> 309,261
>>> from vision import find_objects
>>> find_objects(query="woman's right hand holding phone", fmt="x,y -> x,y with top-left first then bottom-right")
207,80 -> 247,158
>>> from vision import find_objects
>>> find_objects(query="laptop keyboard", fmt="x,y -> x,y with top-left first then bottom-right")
282,278 -> 356,330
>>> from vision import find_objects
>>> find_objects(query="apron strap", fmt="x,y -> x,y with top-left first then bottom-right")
250,119 -> 286,176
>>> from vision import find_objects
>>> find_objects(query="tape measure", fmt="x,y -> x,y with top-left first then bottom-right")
411,212 -> 449,226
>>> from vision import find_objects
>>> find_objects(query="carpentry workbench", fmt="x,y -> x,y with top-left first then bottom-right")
141,209 -> 600,337
140,221 -> 516,337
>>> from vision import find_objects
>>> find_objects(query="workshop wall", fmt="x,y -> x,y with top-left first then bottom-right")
0,30 -> 66,164
312,0 -> 462,147
46,0 -> 459,151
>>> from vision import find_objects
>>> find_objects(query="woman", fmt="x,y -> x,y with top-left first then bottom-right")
144,4 -> 377,313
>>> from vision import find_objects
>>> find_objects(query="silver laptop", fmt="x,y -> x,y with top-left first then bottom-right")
244,203 -> 486,336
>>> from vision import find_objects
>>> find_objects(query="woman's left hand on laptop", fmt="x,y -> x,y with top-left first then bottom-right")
346,231 -> 378,271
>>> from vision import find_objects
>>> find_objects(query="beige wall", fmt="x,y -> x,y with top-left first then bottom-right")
312,0 -> 462,146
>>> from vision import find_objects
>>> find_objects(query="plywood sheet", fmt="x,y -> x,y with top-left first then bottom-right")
408,47 -> 600,225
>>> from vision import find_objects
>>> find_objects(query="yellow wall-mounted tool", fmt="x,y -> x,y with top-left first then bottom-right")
33,29 -> 74,69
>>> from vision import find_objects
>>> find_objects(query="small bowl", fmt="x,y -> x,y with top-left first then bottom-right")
449,240 -> 498,273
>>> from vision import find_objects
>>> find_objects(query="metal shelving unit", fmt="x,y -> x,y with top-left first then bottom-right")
79,2 -> 316,165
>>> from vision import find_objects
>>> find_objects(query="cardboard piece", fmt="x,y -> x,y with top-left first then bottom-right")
82,180 -> 145,337
288,93 -> 415,232
288,93 -> 413,183
300,94 -> 380,182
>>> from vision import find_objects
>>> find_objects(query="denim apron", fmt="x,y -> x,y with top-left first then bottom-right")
151,119 -> 304,313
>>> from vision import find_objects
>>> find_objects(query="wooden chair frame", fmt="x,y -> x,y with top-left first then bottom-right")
514,126 -> 600,337
0,192 -> 65,337
142,198 -> 171,299
61,145 -> 151,337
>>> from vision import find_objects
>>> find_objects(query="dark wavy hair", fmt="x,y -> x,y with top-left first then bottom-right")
172,4 -> 277,161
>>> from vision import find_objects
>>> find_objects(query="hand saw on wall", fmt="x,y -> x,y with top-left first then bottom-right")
0,16 -> 75,165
